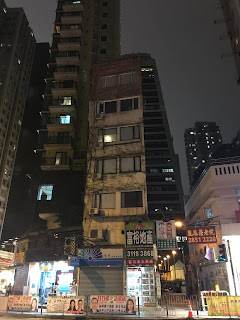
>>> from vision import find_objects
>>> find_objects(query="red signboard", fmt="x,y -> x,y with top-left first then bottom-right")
126,259 -> 155,266
186,227 -> 217,244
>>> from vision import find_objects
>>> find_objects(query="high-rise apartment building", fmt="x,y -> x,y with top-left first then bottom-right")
0,3 -> 35,237
37,0 -> 120,229
220,0 -> 240,79
184,121 -> 222,189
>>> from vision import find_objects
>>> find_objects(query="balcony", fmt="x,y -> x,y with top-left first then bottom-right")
61,12 -> 83,24
62,1 -> 83,12
51,80 -> 77,96
41,157 -> 72,171
60,25 -> 82,38
46,116 -> 74,131
54,66 -> 79,81
57,37 -> 81,51
48,98 -> 76,113
55,51 -> 80,66
44,136 -> 73,149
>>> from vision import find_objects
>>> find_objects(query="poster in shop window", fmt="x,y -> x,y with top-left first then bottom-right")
89,295 -> 136,314
47,296 -> 85,314
6,296 -> 39,312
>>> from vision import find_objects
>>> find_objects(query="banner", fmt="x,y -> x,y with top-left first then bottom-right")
125,221 -> 154,247
69,248 -> 123,267
0,251 -> 14,268
187,227 -> 217,244
47,296 -> 85,314
206,296 -> 240,316
89,295 -> 136,314
156,220 -> 177,250
7,296 -> 39,312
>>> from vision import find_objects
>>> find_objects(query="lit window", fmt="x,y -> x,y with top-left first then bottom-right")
61,97 -> 72,105
37,185 -> 53,201
98,128 -> 117,143
121,191 -> 142,208
100,75 -> 117,88
204,207 -> 213,219
165,177 -> 173,181
60,115 -> 71,124
94,193 -> 115,209
120,72 -> 138,85
120,98 -> 138,111
190,131 -> 194,135
162,168 -> 174,173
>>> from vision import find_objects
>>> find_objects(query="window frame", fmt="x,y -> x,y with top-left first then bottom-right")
120,97 -> 139,112
120,125 -> 140,141
98,127 -> 117,143
37,185 -> 54,201
94,193 -> 116,209
119,72 -> 138,85
95,158 -> 117,174
100,75 -> 117,88
121,191 -> 143,208
120,156 -> 141,173
99,100 -> 117,114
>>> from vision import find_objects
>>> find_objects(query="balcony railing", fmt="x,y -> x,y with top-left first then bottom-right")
42,157 -> 72,166
46,117 -> 74,125
57,51 -> 79,58
58,37 -> 81,43
55,66 -> 79,73
52,81 -> 77,89
61,12 -> 83,17
60,24 -> 81,30
44,136 -> 72,145
50,98 -> 76,106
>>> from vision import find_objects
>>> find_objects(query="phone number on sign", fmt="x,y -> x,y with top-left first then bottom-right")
188,236 -> 217,243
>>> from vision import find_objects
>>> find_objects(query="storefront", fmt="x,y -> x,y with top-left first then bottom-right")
127,266 -> 155,297
69,247 -> 124,295
27,261 -> 74,302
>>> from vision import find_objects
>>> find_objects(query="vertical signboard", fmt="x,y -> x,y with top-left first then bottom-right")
156,220 -> 177,250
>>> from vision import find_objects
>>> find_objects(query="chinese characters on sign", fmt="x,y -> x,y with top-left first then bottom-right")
125,222 -> 155,248
156,220 -> 177,250
126,249 -> 154,258
89,296 -> 136,314
186,227 -> 217,244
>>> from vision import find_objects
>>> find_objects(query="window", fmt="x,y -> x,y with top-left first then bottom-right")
94,193 -> 115,209
120,125 -> 140,141
120,72 -> 138,85
100,48 -> 106,54
120,156 -> 141,172
162,168 -> 174,173
101,36 -> 107,41
204,207 -> 213,219
37,185 -> 53,201
95,158 -> 117,174
101,24 -> 107,29
61,97 -> 72,105
102,12 -> 108,17
100,75 -> 117,88
121,191 -> 143,208
99,100 -> 117,114
55,152 -> 67,165
98,128 -> 117,143
60,115 -> 71,124
120,98 -> 138,111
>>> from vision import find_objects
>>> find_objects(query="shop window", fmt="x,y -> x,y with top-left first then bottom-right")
99,100 -> 117,114
37,185 -> 53,201
120,125 -> 140,141
120,98 -> 138,111
98,128 -> 117,143
204,206 -> 213,219
60,115 -> 71,124
94,193 -> 115,209
61,97 -> 72,105
95,158 -> 117,174
120,156 -> 141,173
121,191 -> 143,208
100,75 -> 117,88
120,72 -> 138,85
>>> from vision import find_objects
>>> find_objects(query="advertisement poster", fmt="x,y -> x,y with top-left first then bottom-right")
7,296 -> 39,312
125,221 -> 155,247
187,227 -> 217,244
206,296 -> 240,316
89,296 -> 136,314
56,271 -> 73,293
69,248 -> 123,267
156,220 -> 177,250
47,296 -> 85,314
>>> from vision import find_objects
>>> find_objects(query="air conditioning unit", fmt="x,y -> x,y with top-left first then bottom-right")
89,208 -> 99,216
96,113 -> 104,119
93,173 -> 102,180
90,228 -> 103,239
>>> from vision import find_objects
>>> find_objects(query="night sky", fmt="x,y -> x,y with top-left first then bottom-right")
6,0 -> 240,193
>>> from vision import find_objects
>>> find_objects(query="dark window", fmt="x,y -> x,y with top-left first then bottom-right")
120,98 -> 138,111
102,24 -> 107,29
100,48 -> 106,54
99,101 -> 117,114
102,1 -> 108,6
101,36 -> 107,41
120,125 -> 140,141
102,12 -> 108,17
121,191 -> 143,208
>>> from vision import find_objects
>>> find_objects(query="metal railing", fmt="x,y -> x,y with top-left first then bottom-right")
44,136 -> 72,145
41,157 -> 71,166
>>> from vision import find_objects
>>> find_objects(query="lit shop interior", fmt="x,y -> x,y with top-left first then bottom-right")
127,267 -> 155,300
0,269 -> 15,295
27,261 -> 74,301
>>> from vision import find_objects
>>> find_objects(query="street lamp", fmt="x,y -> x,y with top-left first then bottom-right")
172,250 -> 177,280
175,221 -> 183,228
166,255 -> 170,271
163,257 -> 167,271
